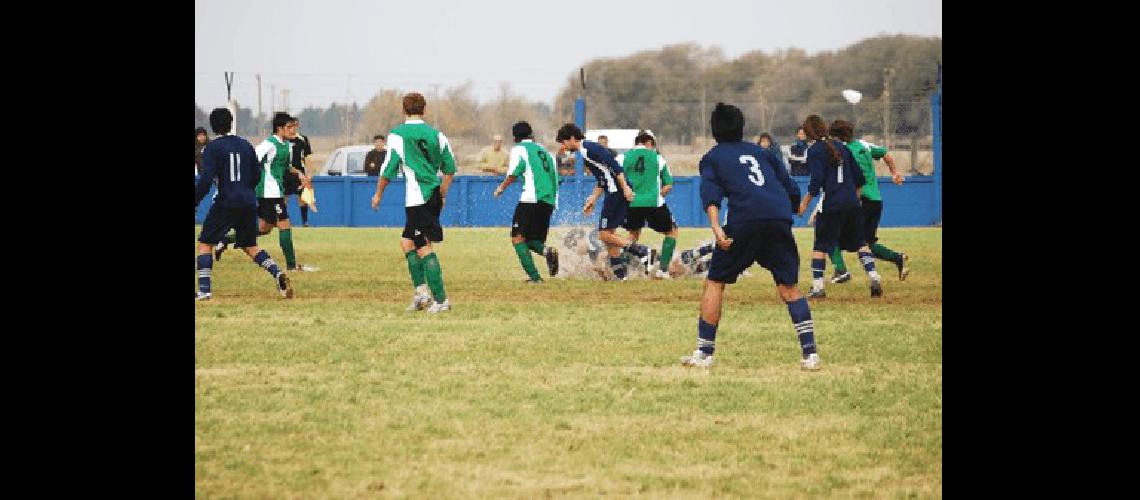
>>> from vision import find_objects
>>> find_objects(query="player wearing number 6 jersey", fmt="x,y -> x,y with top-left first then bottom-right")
493,121 -> 560,283
195,108 -> 293,300
370,92 -> 457,313
680,103 -> 819,370
795,114 -> 882,299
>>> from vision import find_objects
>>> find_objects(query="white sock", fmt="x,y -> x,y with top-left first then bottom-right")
812,278 -> 824,291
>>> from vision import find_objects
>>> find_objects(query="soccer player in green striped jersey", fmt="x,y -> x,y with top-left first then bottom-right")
493,121 -> 561,283
370,93 -> 457,313
622,132 -> 679,280
824,120 -> 910,284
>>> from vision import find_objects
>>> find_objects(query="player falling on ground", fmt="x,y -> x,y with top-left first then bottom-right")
555,124 -> 651,281
680,103 -> 819,370
370,92 -> 456,313
194,108 -> 292,300
795,114 -> 883,299
822,120 -> 909,284
493,121 -> 560,283
214,112 -> 314,272
622,132 -> 680,280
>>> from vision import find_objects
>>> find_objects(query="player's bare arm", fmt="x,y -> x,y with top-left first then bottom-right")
583,186 -> 603,215
798,193 -> 814,216
617,173 -> 635,201
440,173 -> 454,210
371,177 -> 390,210
705,204 -> 732,250
884,154 -> 903,185
493,175 -> 517,198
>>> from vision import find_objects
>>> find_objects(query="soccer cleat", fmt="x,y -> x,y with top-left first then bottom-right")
870,279 -> 883,298
213,241 -> 228,261
287,264 -> 319,272
895,253 -> 910,281
277,272 -> 294,298
680,249 -> 696,266
643,248 -> 657,275
303,223 -> 310,228
806,288 -> 827,299
830,271 -> 851,284
196,292 -> 212,301
524,278 -> 545,284
655,269 -> 672,280
405,293 -> 432,312
680,350 -> 714,368
544,246 -> 559,277
801,353 -> 821,371
426,299 -> 451,314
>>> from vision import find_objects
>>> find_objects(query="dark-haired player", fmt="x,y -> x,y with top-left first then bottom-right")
622,132 -> 678,279
493,121 -> 560,283
681,103 -> 819,370
195,108 -> 292,300
796,115 -> 883,298
555,123 -> 651,281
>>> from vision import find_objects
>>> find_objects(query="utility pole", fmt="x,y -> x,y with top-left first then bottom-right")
270,84 -> 276,113
281,88 -> 291,115
225,72 -> 236,135
883,67 -> 894,149
256,74 -> 262,136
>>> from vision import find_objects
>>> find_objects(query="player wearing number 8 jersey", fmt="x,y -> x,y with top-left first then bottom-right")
371,92 -> 457,313
680,103 -> 819,370
493,121 -> 560,283
795,114 -> 882,299
195,108 -> 293,300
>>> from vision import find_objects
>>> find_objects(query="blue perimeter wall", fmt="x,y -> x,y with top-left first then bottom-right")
195,175 -> 940,228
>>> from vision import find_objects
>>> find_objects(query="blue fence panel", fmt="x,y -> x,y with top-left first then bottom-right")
196,175 -> 939,228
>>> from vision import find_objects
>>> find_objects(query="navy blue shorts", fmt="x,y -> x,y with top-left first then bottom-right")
598,193 -> 628,231
707,219 -> 800,285
814,206 -> 866,253
199,205 -> 258,248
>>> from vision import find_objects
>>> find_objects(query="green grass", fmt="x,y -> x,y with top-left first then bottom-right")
195,226 -> 941,498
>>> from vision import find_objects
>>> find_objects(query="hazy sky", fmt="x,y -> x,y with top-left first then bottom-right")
195,0 -> 941,112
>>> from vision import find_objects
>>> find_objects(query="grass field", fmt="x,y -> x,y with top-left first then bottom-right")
195,226 -> 942,498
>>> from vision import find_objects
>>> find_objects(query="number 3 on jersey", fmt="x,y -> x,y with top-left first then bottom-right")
739,155 -> 765,186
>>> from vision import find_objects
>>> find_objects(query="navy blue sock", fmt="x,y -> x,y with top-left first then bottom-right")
253,250 -> 282,278
624,242 -> 648,258
858,250 -> 880,280
697,317 -> 718,355
787,297 -> 816,357
197,254 -> 212,294
610,256 -> 628,280
698,244 -> 714,257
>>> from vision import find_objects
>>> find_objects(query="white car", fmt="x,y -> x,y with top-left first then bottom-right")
319,145 -> 389,176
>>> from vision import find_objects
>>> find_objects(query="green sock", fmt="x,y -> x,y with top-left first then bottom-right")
871,243 -> 900,261
405,250 -> 426,288
421,253 -> 447,302
514,242 -> 542,281
660,236 -> 677,270
279,229 -> 296,268
829,246 -> 847,273
526,240 -> 545,255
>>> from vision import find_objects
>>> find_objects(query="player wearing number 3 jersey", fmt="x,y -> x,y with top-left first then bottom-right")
680,103 -> 819,370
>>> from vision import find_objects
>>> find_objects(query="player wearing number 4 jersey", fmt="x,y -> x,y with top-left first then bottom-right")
493,121 -> 560,283
795,114 -> 883,299
681,103 -> 819,370
622,132 -> 678,280
371,92 -> 456,313
194,108 -> 293,300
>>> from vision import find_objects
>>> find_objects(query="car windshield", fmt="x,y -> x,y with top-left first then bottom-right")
346,152 -> 367,174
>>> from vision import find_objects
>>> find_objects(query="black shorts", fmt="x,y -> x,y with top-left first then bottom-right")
598,193 -> 628,231
860,198 -> 883,245
258,198 -> 289,224
511,201 -> 555,242
403,187 -> 443,248
199,206 -> 258,248
707,219 -> 800,285
624,205 -> 677,233
283,171 -> 303,196
814,206 -> 866,253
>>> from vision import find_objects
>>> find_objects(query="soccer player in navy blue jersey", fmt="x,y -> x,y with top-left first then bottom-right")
680,103 -> 820,370
195,108 -> 293,300
795,115 -> 883,299
556,124 -> 652,281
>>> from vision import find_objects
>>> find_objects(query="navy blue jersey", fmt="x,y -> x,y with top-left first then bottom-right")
195,135 -> 262,209
806,139 -> 865,211
699,141 -> 800,225
580,140 -> 624,193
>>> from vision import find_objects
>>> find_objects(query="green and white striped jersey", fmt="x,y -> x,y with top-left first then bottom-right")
254,135 -> 292,199
381,119 -> 458,207
622,145 -> 672,208
508,139 -> 559,205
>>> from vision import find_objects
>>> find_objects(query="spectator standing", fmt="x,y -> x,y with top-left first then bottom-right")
285,118 -> 314,227
788,126 -> 810,176
195,127 -> 209,175
477,134 -> 509,175
364,135 -> 388,176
